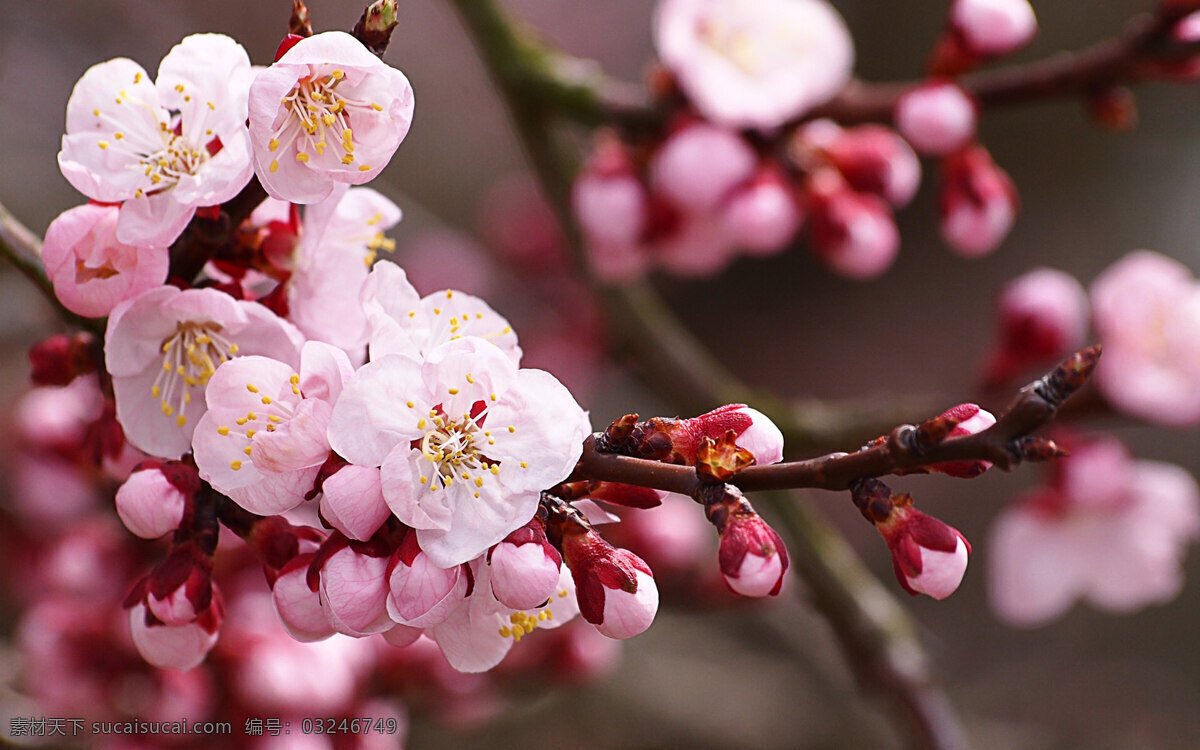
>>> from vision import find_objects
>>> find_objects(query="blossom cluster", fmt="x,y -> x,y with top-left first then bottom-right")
571,0 -> 1034,281
34,22 -> 803,677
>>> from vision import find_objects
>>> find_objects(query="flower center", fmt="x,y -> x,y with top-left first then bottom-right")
151,322 -> 239,428
416,401 -> 498,497
268,68 -> 383,175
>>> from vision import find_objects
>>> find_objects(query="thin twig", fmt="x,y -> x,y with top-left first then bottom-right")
570,347 -> 1099,497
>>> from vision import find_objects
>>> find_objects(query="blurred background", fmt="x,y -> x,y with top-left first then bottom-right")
1,0 -> 1199,747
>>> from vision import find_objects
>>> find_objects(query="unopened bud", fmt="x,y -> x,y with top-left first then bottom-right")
387,531 -> 469,628
560,528 -> 658,640
949,0 -> 1037,58
939,144 -> 1018,258
984,267 -> 1089,385
894,81 -> 977,156
702,485 -> 789,597
928,403 -> 997,478
822,124 -> 922,208
649,123 -> 756,213
272,555 -> 334,642
29,333 -> 96,387
807,170 -> 899,279
318,539 -> 393,636
129,590 -> 223,672
115,461 -> 195,539
490,521 -> 563,611
352,0 -> 400,57
720,167 -> 804,256
881,505 -> 971,599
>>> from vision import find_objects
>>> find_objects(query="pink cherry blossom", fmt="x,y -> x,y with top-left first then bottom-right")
717,509 -> 788,597
807,171 -> 900,279
983,267 -> 1090,385
386,531 -> 470,628
114,464 -> 191,539
928,403 -> 997,479
489,520 -> 563,611
1089,250 -> 1200,426
105,286 -> 304,459
249,31 -> 415,203
271,557 -> 335,642
429,559 -> 579,673
939,144 -> 1018,257
361,260 -> 522,364
821,124 -> 923,208
649,123 -> 756,213
286,186 -> 403,364
894,81 -> 978,156
41,203 -> 169,318
989,438 -> 1200,626
654,0 -> 854,130
320,464 -> 391,541
193,341 -> 352,516
318,543 -> 393,636
128,595 -> 223,672
950,0 -> 1037,57
329,337 -> 590,568
877,505 -> 972,599
58,34 -> 254,246
561,528 -> 659,639
720,168 -> 804,256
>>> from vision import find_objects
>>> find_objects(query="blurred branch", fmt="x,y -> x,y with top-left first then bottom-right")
814,3 -> 1200,123
0,200 -> 103,335
770,494 -> 970,750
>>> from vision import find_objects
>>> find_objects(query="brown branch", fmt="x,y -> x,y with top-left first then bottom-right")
570,346 -> 1100,497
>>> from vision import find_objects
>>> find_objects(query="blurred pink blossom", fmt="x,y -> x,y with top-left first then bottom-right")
983,267 -> 1090,385
894,81 -> 978,156
655,0 -> 854,130
989,436 -> 1200,626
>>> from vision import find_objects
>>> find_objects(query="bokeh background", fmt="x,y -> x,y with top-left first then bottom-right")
1,0 -> 1199,747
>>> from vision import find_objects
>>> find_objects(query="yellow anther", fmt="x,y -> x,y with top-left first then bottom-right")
296,152 -> 309,163
474,477 -> 484,488
174,84 -> 185,93
465,373 -> 475,384
331,69 -> 345,80
236,417 -> 248,426
98,141 -> 109,150
269,160 -> 279,173
268,414 -> 282,423
417,418 -> 427,430
161,403 -> 174,416
268,138 -> 279,152
230,460 -> 242,471
490,393 -> 497,402
207,101 -> 215,110
246,429 -> 256,438
93,108 -> 100,116
261,396 -> 272,405
508,426 -> 516,433
448,388 -> 460,396
342,129 -> 354,149
114,132 -> 124,140
246,384 -> 259,393
358,164 -> 371,172
228,344 -> 239,354
243,445 -> 252,456
490,465 -> 500,475
419,476 -> 428,485
370,102 -> 383,111
499,626 -> 511,638
151,385 -> 162,398
247,412 -> 257,421
406,400 -> 415,408
341,154 -> 354,164
217,426 -> 230,436
520,462 -> 528,469
176,415 -> 187,427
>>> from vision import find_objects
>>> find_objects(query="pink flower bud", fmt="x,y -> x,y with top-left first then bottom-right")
386,532 -> 469,628
984,267 -> 1090,385
129,591 -> 224,671
272,556 -> 335,642
125,541 -> 213,627
950,0 -> 1037,57
930,403 -> 997,478
561,530 -> 658,640
878,507 -> 971,599
807,171 -> 900,279
319,544 -> 393,636
717,510 -> 789,597
574,139 -> 648,249
939,145 -> 1018,257
115,463 -> 192,539
823,125 -> 922,208
721,169 -> 804,256
649,124 -> 756,213
320,464 -> 390,542
894,82 -> 977,156
489,520 -> 563,611
655,403 -> 785,465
